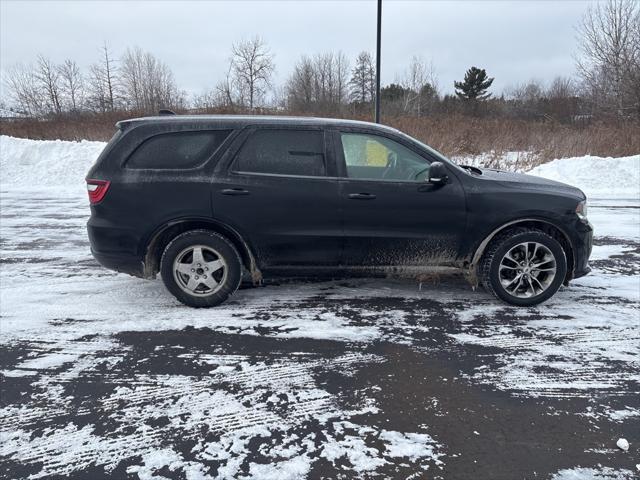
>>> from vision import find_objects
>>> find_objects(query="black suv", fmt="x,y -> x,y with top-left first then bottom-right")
86,115 -> 592,307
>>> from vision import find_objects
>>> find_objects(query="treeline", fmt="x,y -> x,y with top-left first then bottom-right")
1,0 -> 638,163
3,0 -> 639,124
3,44 -> 186,117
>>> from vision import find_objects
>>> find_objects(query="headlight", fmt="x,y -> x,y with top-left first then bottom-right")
576,200 -> 587,219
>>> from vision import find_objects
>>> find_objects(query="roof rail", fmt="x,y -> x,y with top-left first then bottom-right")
158,109 -> 176,116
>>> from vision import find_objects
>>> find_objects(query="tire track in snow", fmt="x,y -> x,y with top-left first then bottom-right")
1,334 -> 444,478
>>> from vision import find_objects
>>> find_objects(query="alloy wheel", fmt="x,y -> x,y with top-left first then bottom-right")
498,242 -> 557,298
172,245 -> 227,297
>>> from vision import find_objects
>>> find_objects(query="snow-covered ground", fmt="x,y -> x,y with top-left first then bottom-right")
452,150 -> 640,200
1,136 -> 639,479
529,155 -> 640,200
0,135 -> 105,189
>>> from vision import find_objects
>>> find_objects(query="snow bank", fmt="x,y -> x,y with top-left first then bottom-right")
1,135 -> 638,199
528,154 -> 640,200
0,135 -> 106,189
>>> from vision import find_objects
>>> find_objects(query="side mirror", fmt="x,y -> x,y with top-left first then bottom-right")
428,162 -> 449,185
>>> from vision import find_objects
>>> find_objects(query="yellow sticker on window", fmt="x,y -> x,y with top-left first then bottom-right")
365,140 -> 388,166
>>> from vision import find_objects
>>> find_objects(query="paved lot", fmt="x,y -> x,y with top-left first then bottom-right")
1,189 -> 638,479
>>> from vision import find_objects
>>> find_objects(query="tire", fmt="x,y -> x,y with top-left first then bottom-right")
479,228 -> 567,306
160,230 -> 242,307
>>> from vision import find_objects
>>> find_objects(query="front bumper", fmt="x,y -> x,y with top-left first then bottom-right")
570,218 -> 593,280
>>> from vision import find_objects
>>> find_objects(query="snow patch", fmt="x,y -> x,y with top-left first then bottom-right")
616,438 -> 630,451
551,467 -> 637,480
607,407 -> 640,422
379,429 -> 443,463
248,455 -> 311,480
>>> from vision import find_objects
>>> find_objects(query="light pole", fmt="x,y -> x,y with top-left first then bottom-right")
375,0 -> 382,123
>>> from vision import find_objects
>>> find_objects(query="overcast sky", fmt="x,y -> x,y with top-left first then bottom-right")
1,0 -> 591,99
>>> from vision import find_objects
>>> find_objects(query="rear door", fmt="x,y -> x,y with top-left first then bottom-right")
212,126 -> 341,267
334,128 -> 467,266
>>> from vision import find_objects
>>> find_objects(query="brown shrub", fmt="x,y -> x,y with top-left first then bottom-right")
387,115 -> 640,164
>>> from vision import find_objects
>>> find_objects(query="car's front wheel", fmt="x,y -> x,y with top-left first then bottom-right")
160,230 -> 242,307
480,228 -> 567,306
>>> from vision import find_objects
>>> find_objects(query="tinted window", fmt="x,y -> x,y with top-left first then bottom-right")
234,129 -> 325,177
341,133 -> 430,181
127,130 -> 231,169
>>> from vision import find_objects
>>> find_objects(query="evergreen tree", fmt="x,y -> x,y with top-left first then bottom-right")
454,67 -> 494,100
380,83 -> 408,103
348,52 -> 375,104
417,83 -> 438,114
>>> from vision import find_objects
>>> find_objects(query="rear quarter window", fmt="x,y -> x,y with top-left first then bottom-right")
126,130 -> 231,169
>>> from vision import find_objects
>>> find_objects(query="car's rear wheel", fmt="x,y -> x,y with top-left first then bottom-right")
480,228 -> 567,306
160,230 -> 242,307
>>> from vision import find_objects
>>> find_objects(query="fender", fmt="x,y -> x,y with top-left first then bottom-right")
467,217 -> 576,285
142,216 -> 262,284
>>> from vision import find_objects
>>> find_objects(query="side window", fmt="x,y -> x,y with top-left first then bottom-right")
127,130 -> 231,169
340,133 -> 430,181
233,129 -> 326,177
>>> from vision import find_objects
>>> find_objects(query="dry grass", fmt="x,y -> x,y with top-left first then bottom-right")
0,111 -> 132,143
1,110 -> 638,164
388,115 -> 640,165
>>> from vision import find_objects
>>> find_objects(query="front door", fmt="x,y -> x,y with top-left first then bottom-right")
212,127 -> 341,268
335,130 -> 467,266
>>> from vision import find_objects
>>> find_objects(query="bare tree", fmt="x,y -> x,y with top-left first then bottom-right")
576,0 -> 640,117
286,51 -> 349,113
502,77 -> 579,121
3,63 -> 44,116
193,65 -> 240,111
320,51 -> 350,107
547,76 -> 575,99
101,43 -> 118,111
504,79 -> 545,119
120,46 -> 184,113
87,65 -> 108,113
332,52 -> 350,107
505,79 -> 545,103
216,64 -> 243,108
191,90 -> 216,111
35,55 -> 62,115
287,55 -> 315,111
312,53 -> 332,106
546,76 -> 578,121
399,56 -> 439,115
87,43 -> 119,112
57,59 -> 84,112
230,36 -> 275,109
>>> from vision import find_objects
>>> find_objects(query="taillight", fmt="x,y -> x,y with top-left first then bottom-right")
86,179 -> 110,204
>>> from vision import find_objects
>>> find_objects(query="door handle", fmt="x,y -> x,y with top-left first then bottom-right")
221,188 -> 250,196
348,193 -> 376,200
